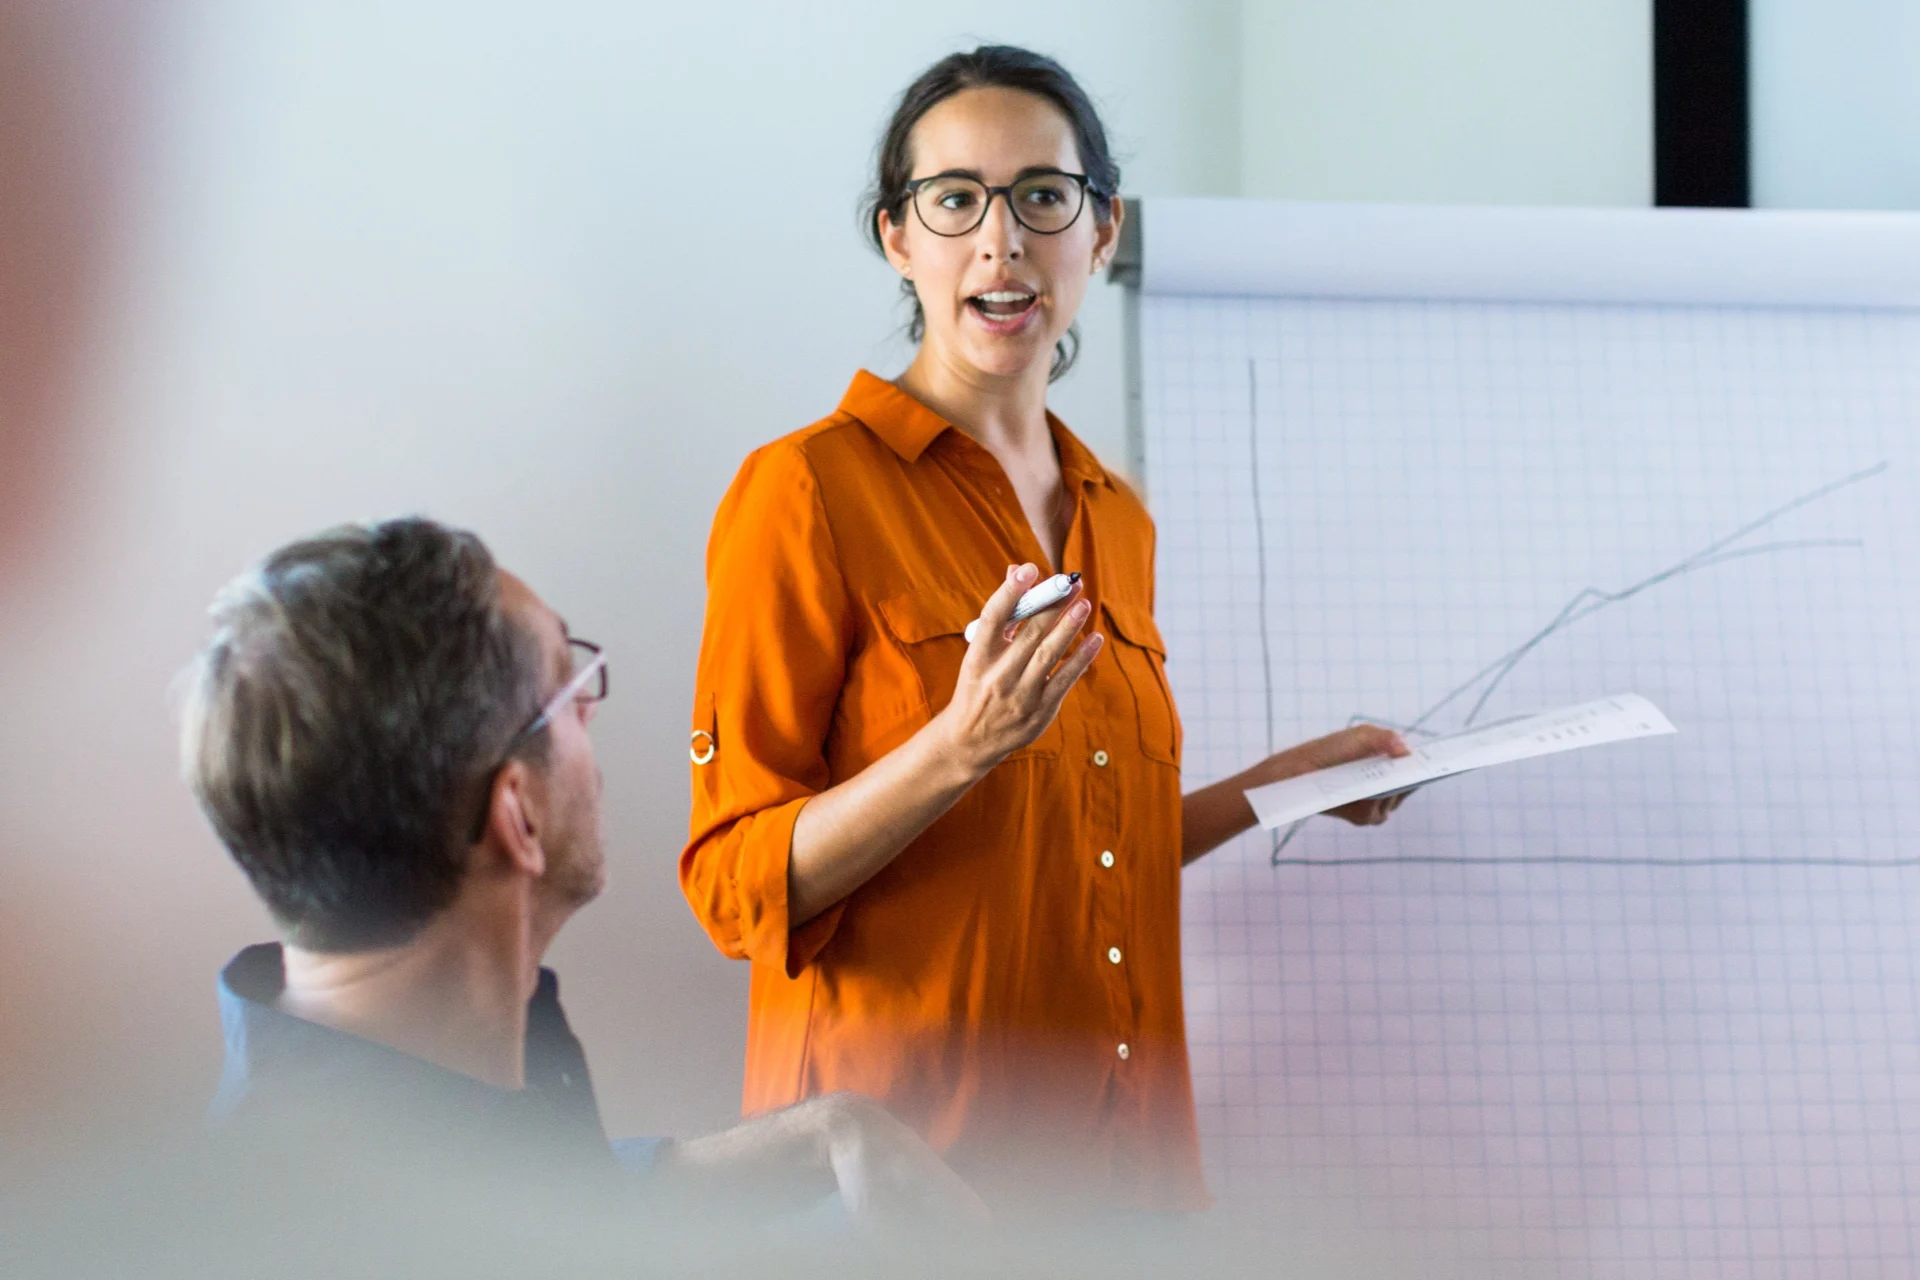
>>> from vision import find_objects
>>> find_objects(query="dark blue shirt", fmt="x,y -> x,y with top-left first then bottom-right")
213,942 -> 661,1183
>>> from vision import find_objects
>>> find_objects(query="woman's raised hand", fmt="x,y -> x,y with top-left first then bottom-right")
785,563 -> 1101,924
935,563 -> 1103,775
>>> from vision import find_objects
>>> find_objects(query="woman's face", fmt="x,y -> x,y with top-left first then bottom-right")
881,86 -> 1123,384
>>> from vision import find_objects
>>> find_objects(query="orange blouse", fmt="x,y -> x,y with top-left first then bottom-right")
681,371 -> 1207,1214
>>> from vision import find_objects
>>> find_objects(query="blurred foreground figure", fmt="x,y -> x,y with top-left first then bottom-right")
8,518 -> 982,1276
0,0 -> 159,1173
0,0 -> 147,577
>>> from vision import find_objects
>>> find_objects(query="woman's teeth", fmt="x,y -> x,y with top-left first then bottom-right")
972,291 -> 1036,318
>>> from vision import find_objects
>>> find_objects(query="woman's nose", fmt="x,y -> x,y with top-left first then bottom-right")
975,195 -> 1023,260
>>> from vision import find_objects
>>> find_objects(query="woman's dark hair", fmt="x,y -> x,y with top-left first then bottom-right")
863,45 -> 1121,383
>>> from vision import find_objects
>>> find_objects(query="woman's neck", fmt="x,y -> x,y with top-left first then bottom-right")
896,343 -> 1069,568
895,344 -> 1053,458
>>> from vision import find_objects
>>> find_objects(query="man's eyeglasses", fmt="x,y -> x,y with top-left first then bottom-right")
467,638 -> 608,843
904,169 -> 1102,238
509,638 -> 607,754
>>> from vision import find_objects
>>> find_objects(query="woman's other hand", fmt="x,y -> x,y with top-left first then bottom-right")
933,563 -> 1103,774
1277,725 -> 1413,826
1181,723 -> 1412,863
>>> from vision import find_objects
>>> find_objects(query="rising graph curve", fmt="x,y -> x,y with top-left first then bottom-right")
1236,365 -> 1895,866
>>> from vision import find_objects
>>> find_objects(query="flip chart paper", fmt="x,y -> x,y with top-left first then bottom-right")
1134,198 -> 1920,1275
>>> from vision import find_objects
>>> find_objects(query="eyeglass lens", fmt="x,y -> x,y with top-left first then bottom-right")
912,174 -> 1087,237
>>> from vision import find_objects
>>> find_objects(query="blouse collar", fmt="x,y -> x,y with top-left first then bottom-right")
838,369 -> 1114,493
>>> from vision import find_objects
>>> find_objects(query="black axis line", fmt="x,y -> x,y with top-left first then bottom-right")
1272,854 -> 1920,870
1229,365 -> 1891,867
1246,362 -> 1281,862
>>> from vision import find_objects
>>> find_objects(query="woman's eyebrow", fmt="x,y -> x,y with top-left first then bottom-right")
912,165 -> 1074,183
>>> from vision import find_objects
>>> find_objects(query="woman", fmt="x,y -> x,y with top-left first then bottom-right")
681,46 -> 1408,1215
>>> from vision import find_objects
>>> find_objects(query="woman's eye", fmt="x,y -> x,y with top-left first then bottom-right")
1022,186 -> 1066,206
937,190 -> 977,210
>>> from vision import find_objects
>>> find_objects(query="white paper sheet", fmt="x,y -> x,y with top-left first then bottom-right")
1243,694 -> 1677,830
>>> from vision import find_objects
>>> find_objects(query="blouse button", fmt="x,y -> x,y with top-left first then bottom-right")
1100,850 -> 1115,869
1092,749 -> 1110,767
1107,946 -> 1123,965
1117,1043 -> 1131,1060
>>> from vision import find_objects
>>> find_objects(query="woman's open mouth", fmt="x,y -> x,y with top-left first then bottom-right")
967,289 -> 1039,333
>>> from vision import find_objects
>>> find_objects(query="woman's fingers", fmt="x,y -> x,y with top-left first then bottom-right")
1353,723 -> 1412,759
1329,785 -> 1416,826
967,564 -> 1040,661
989,579 -> 1084,674
1013,596 -> 1092,694
1329,795 -> 1386,825
1035,633 -> 1103,717
1301,723 -> 1409,771
953,573 -> 1101,758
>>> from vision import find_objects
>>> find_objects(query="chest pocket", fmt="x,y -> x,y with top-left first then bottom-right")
1102,600 -> 1182,766
876,587 -> 1062,760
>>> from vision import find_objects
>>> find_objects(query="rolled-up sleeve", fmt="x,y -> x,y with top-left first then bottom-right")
680,441 -> 852,978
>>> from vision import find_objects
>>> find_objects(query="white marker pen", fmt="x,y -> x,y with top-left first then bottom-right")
964,572 -> 1082,644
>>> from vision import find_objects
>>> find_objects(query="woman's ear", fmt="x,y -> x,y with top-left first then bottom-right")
879,207 -> 914,279
1091,195 -> 1125,274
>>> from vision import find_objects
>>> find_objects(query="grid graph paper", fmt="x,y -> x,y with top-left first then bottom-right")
1144,294 -> 1920,1277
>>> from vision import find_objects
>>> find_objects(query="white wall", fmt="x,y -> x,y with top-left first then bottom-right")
1238,0 -> 1652,205
0,0 -> 1654,1149
0,0 -> 1243,1144
1752,0 -> 1920,210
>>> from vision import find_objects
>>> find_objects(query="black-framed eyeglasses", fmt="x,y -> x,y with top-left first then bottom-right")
904,169 -> 1102,238
467,638 -> 608,843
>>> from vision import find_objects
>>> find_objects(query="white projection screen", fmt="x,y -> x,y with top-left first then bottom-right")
1124,199 -> 1920,1277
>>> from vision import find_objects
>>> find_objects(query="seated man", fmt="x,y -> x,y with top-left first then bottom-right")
177,516 -> 985,1234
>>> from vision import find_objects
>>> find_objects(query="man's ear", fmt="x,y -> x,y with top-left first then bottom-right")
879,208 -> 915,280
477,760 -> 547,878
1091,195 -> 1124,274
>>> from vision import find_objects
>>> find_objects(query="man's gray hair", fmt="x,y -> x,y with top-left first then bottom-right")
179,517 -> 546,951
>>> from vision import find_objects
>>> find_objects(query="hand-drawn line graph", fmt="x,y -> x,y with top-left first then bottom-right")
1238,362 -> 1902,868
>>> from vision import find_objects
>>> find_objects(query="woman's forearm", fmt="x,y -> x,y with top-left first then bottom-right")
1180,767 -> 1268,865
787,716 -> 987,926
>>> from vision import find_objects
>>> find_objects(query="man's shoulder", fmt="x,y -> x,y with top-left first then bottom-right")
213,943 -> 439,1120
209,947 -> 613,1179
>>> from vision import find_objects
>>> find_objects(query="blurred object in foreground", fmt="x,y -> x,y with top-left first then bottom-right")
0,0 -> 153,579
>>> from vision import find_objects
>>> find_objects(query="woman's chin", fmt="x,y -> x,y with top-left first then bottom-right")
954,331 -> 1056,381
